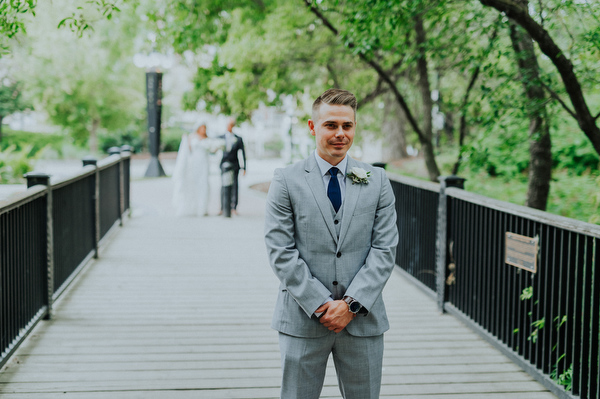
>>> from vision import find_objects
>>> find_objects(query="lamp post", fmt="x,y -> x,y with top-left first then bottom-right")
133,48 -> 172,177
144,69 -> 165,177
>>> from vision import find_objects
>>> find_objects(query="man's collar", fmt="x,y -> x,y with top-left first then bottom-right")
314,151 -> 348,177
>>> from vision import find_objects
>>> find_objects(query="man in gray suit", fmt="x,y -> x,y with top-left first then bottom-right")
264,88 -> 399,398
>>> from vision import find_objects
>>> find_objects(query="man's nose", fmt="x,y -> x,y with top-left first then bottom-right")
334,127 -> 344,137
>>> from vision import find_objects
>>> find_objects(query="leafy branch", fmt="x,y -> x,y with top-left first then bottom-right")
58,0 -> 121,37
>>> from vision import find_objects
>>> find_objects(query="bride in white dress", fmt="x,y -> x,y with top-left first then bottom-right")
172,123 -> 218,216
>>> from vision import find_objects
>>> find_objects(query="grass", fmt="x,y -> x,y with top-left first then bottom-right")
1,128 -> 67,156
388,154 -> 599,226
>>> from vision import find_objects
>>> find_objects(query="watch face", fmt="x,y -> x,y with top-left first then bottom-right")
349,301 -> 361,313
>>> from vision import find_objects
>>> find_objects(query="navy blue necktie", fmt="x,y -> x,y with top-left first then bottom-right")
327,167 -> 342,212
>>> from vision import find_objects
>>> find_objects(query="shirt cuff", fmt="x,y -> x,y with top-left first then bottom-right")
314,297 -> 333,318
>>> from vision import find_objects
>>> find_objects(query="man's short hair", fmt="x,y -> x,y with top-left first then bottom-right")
312,88 -> 357,120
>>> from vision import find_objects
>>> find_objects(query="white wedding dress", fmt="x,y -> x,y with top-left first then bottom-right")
172,134 -> 211,216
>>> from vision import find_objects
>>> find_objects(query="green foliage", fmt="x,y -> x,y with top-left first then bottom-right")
517,283 -> 572,391
0,144 -> 37,183
550,356 -> 573,392
160,127 -> 187,152
264,137 -> 284,157
11,0 -> 145,150
552,139 -> 599,175
0,0 -> 124,56
97,124 -> 145,154
1,128 -> 67,156
58,1 -> 122,37
528,318 -> 545,343
520,286 -> 533,301
0,80 -> 29,121
0,0 -> 36,54
147,0 -> 379,122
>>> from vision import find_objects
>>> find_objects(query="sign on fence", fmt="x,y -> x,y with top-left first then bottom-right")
505,232 -> 538,273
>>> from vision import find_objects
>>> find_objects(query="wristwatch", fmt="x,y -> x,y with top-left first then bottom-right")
343,296 -> 362,314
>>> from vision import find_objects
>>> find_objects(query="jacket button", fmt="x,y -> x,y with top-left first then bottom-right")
336,252 -> 342,258
333,281 -> 338,285
334,220 -> 339,225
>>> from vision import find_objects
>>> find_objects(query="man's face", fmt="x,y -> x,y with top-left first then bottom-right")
308,103 -> 355,166
227,119 -> 235,132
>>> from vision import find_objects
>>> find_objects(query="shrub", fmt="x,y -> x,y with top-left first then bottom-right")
2,128 -> 67,156
161,127 -> 187,152
98,125 -> 145,154
0,144 -> 37,183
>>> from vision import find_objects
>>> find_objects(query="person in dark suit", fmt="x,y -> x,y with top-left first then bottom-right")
219,117 -> 246,215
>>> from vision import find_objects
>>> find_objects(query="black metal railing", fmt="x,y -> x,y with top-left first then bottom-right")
99,157 -> 122,238
52,171 -> 96,295
390,174 -> 440,293
388,172 -> 600,399
0,189 -> 47,364
0,149 -> 131,368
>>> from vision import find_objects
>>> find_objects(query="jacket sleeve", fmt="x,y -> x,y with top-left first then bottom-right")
344,170 -> 398,312
264,169 -> 332,318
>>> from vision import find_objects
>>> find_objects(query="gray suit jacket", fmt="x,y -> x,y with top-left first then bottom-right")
264,155 -> 398,338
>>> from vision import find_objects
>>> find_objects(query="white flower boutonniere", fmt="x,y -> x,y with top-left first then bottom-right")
347,167 -> 371,184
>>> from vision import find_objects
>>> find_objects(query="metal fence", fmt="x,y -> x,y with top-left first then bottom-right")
391,174 -> 440,293
388,173 -> 600,399
0,151 -> 131,369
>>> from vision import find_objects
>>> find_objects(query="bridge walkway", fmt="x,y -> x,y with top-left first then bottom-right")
0,158 -> 557,398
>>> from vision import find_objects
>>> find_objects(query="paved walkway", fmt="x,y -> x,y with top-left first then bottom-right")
0,158 -> 557,398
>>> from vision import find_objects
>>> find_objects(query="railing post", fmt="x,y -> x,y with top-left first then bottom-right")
83,157 -> 100,258
435,175 -> 466,313
108,147 -> 124,226
121,145 -> 132,217
24,172 -> 54,320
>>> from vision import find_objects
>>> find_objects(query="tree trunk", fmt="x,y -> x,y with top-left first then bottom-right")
381,93 -> 409,161
89,118 -> 100,154
480,0 -> 600,157
452,66 -> 481,175
443,110 -> 454,145
414,15 -> 440,181
509,13 -> 552,211
304,0 -> 441,181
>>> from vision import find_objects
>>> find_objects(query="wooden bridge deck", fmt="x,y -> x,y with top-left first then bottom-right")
0,159 -> 557,398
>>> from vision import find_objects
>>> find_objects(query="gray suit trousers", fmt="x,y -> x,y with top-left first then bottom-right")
278,330 -> 383,399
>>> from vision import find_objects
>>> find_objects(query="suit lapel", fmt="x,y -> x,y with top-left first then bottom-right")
338,158 -> 361,247
304,157 -> 338,244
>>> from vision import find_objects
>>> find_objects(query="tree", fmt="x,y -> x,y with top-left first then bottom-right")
479,0 -> 600,157
0,0 -> 36,54
149,0 -> 599,214
0,80 -> 29,140
303,0 -> 501,181
147,0 -> 418,161
508,8 -> 552,211
0,0 -> 122,55
11,0 -> 144,152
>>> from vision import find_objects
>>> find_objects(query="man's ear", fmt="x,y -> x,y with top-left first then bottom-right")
308,120 -> 316,136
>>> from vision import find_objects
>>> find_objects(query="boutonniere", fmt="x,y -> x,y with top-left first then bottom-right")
347,167 -> 371,184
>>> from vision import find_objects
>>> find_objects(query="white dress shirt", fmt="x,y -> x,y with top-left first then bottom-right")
314,151 -> 348,206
